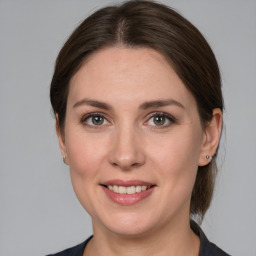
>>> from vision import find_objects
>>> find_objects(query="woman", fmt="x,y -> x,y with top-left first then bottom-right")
48,0 -> 229,255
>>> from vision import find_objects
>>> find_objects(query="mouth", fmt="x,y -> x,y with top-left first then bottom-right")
102,184 -> 153,195
101,180 -> 156,205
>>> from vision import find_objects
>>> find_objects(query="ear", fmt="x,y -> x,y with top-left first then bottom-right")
56,115 -> 69,165
198,108 -> 222,166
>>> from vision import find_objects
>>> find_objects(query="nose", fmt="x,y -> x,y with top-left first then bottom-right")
108,125 -> 146,170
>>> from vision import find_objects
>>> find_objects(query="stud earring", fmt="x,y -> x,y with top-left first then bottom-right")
206,155 -> 213,161
63,156 -> 68,165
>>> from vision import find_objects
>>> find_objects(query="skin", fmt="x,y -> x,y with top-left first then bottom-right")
57,47 -> 222,256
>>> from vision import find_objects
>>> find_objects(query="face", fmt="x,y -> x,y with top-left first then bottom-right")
58,47 -> 209,237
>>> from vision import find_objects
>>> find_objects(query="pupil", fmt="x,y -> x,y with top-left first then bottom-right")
92,116 -> 103,125
154,116 -> 165,125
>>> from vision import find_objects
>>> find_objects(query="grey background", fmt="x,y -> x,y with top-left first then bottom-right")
0,0 -> 255,255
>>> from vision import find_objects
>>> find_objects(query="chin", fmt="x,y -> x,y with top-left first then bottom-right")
106,223 -> 154,238
93,210 -> 163,238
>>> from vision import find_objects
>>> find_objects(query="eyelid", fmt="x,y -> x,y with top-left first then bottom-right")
81,112 -> 111,128
146,111 -> 176,120
144,111 -> 177,128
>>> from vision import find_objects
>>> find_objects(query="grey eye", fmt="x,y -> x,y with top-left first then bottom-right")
153,115 -> 166,126
146,113 -> 175,128
82,114 -> 109,127
91,115 -> 104,125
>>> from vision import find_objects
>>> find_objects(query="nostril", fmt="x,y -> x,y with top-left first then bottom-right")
110,160 -> 143,170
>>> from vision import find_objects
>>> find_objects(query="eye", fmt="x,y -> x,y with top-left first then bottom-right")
146,112 -> 176,128
81,113 -> 110,127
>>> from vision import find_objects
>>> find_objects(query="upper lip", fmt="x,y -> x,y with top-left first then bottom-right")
102,179 -> 154,187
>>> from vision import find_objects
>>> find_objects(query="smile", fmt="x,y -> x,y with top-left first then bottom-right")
101,180 -> 156,205
107,185 -> 150,195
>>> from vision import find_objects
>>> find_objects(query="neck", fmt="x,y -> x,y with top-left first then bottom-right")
84,217 -> 200,256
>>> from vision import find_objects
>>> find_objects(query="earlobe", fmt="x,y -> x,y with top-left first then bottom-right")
198,108 -> 222,166
56,115 -> 69,165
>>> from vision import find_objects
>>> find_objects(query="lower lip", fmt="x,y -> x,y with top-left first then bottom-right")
102,186 -> 155,206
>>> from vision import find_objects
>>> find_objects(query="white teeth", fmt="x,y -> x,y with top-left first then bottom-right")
127,186 -> 135,194
119,186 -> 126,194
113,185 -> 118,193
141,185 -> 147,191
135,186 -> 141,193
107,185 -> 150,194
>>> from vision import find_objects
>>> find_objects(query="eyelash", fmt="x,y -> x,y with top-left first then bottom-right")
81,112 -> 111,129
145,112 -> 176,129
80,112 -> 176,129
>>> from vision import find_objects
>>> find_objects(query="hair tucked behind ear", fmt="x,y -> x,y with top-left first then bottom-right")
50,0 -> 223,221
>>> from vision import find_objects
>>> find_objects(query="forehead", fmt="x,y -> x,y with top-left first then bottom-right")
68,47 -> 196,109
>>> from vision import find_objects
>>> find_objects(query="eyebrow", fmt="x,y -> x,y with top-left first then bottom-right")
139,99 -> 184,110
73,99 -> 113,110
73,98 -> 184,110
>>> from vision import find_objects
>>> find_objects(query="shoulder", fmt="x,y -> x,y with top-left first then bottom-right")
46,236 -> 92,256
190,220 -> 231,256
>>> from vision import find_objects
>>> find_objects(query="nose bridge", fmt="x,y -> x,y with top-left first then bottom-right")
109,121 -> 145,169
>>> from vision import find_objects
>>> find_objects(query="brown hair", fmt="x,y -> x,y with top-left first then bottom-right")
50,0 -> 223,220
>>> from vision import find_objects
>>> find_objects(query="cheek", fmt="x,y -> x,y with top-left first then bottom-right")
64,130 -> 109,213
148,128 -> 203,185
148,130 -> 203,215
65,128 -> 108,178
